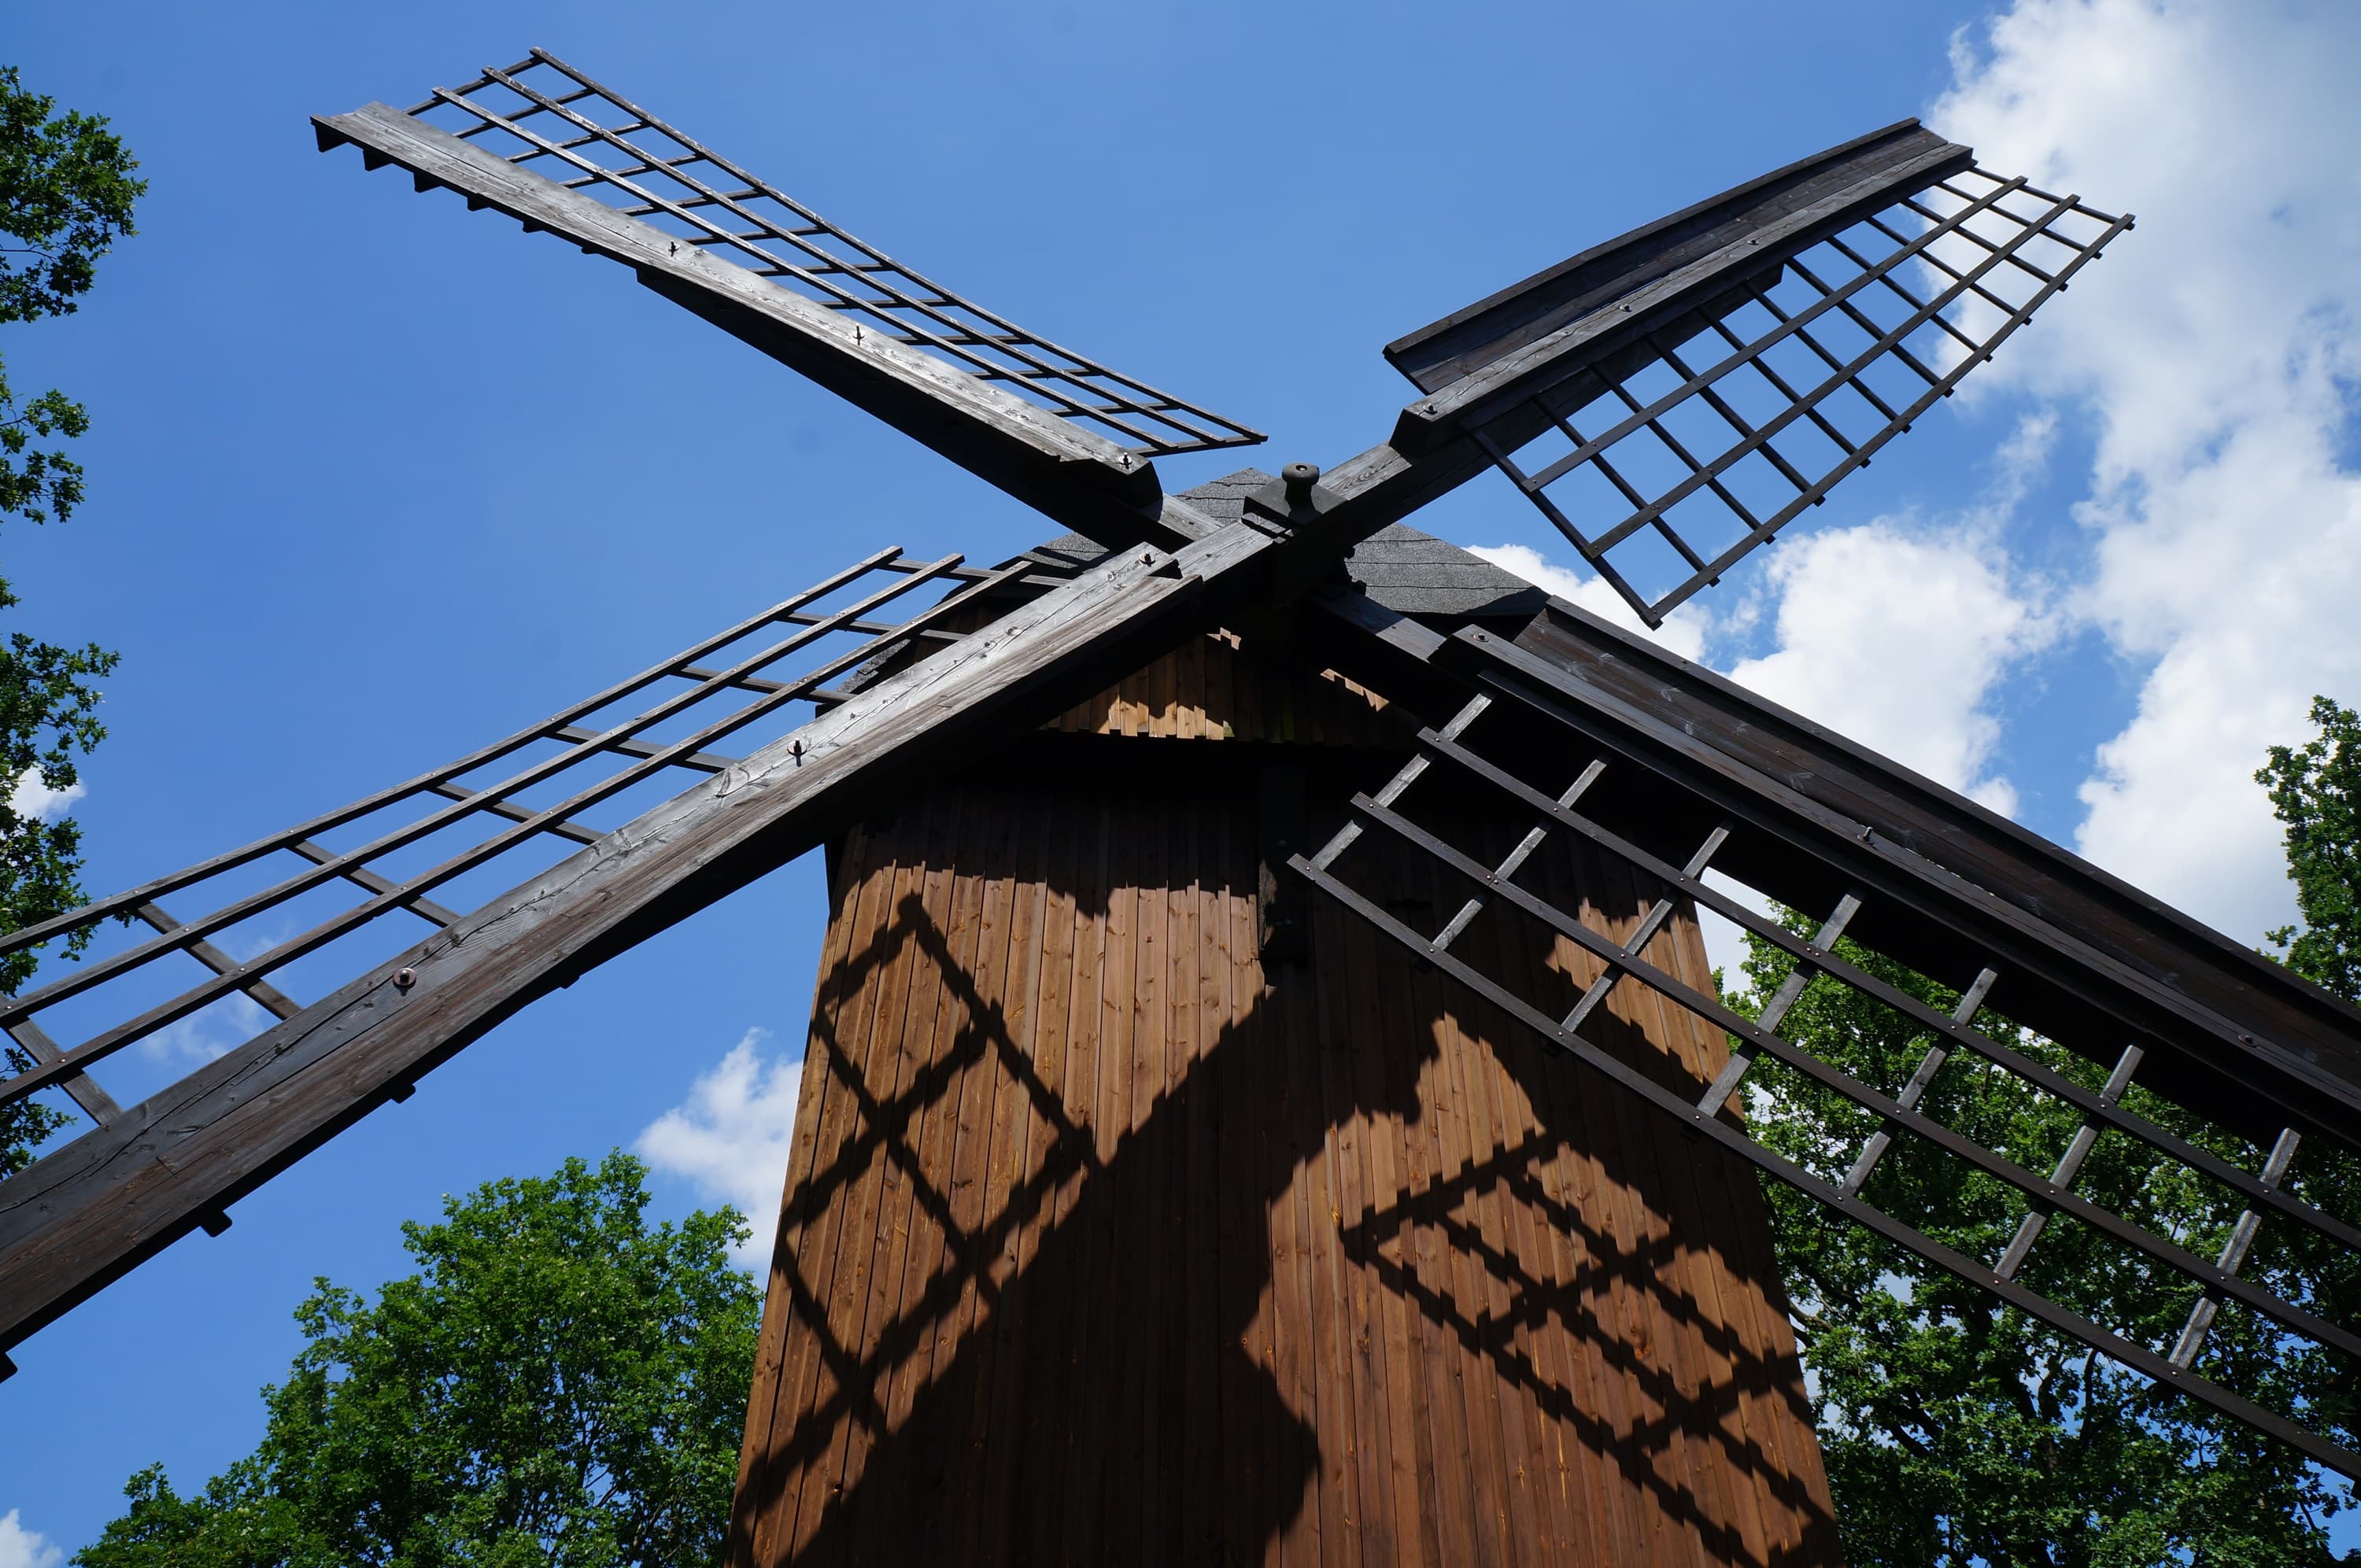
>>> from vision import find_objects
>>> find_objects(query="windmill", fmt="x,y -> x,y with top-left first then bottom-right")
0,46 -> 2351,1564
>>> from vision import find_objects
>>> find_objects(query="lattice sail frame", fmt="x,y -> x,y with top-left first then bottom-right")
1291,608 -> 2361,1479
0,548 -> 1072,1154
1383,124 -> 2130,628
22,61 -> 2353,1497
401,50 -> 1261,459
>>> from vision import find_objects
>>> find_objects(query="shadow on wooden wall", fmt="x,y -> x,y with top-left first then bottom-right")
729,772 -> 1837,1566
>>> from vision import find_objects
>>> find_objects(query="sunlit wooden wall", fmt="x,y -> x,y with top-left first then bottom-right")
730,634 -> 1838,1566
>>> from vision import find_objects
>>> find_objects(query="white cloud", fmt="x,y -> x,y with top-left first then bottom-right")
1468,542 -> 1713,663
1725,519 -> 2056,817
9,769 -> 83,825
0,1511 -> 61,1568
1931,0 -> 2361,942
637,1028 -> 804,1271
142,991 -> 272,1064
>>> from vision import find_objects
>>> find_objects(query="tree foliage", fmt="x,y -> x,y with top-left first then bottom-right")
2,61 -> 142,523
2261,695 -> 2361,1004
0,65 -> 141,1175
77,1153 -> 763,1566
1726,694 -> 2361,1563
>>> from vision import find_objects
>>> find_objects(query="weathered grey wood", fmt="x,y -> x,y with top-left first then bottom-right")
1390,139 -> 1973,449
313,104 -> 1192,552
134,902 -> 303,1022
284,839 -> 464,928
552,724 -> 742,776
0,518 -> 1274,1356
1387,120 -> 1970,392
0,549 -> 910,960
6,1020 -> 118,1126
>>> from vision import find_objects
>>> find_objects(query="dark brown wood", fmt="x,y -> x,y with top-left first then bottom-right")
1386,121 -> 1970,394
730,638 -> 1838,1565
312,100 -> 1236,553
0,525 -> 1278,1357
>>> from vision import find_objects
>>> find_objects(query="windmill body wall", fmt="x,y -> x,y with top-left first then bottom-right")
730,636 -> 1838,1566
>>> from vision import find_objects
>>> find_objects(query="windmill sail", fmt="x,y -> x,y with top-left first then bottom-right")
1290,585 -> 2361,1481
0,540 -> 1223,1357
313,50 -> 1262,551
13,58 -> 2355,1505
1385,121 -> 2130,625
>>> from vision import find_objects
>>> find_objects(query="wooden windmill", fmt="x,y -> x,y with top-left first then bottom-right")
3,48 -> 2356,1566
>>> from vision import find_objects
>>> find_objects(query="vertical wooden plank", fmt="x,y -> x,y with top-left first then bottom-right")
990,784 -> 1081,1559
1061,794 -> 1136,1564
1288,887 -> 1365,1568
733,826 -> 877,1564
1040,791 -> 1112,1556
1278,873 -> 1362,1568
1445,823 -> 1545,1566
1178,793 -> 1227,1566
888,782 -> 1009,1548
1202,632 -> 1236,741
752,806 -> 921,1562
1264,881 -> 1322,1568
1524,832 -> 1656,1566
822,787 -> 978,1555
1461,854 -> 1591,1568
1153,791 -> 1201,1552
773,798 -> 943,1559
1347,866 -> 1440,1568
1114,790 -> 1170,1557
1216,796 -> 1275,1565
1387,842 -> 1483,1567
1464,840 -> 1596,1568
1309,868 -> 1400,1568
1171,634 -> 1204,741
833,806 -> 963,1551
1231,642 -> 1265,743
950,781 -> 1049,1561
1483,821 -> 1587,1568
1413,843 -> 1514,1568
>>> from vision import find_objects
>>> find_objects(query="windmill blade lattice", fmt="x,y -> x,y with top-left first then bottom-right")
1290,602 -> 2361,1478
334,50 -> 1262,462
0,544 -> 1106,1353
1386,123 -> 2129,625
16,51 -> 2361,1516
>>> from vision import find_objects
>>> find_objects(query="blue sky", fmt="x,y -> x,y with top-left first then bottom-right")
6,0 -> 2360,1555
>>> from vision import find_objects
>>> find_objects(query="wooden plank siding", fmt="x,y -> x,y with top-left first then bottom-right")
731,639 -> 1838,1566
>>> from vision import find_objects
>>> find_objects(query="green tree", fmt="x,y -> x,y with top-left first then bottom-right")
76,1152 -> 763,1567
2260,695 -> 2361,1004
1728,932 -> 2357,1565
1728,693 -> 2361,1566
1719,689 -> 2361,1565
0,65 -> 142,1174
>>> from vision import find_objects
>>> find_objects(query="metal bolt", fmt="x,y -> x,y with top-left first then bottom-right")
394,967 -> 416,991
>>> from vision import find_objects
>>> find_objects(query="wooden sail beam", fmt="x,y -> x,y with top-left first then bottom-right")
0,526 -> 1269,1356
1287,591 -> 2361,1481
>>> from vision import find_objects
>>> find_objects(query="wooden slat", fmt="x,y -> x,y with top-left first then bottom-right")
732,658 -> 1839,1561
0,524 -> 1276,1358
